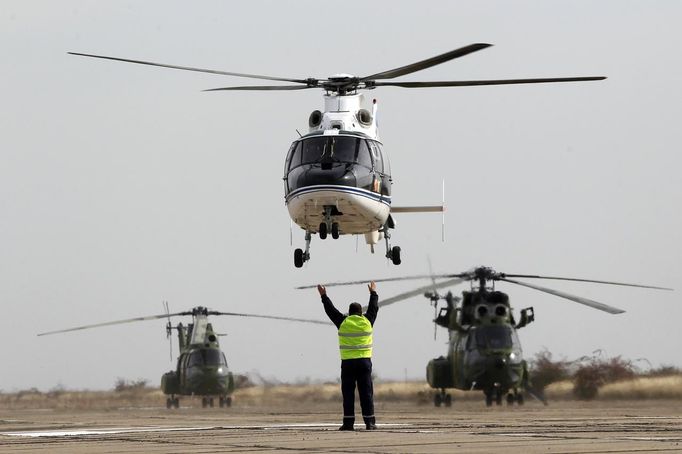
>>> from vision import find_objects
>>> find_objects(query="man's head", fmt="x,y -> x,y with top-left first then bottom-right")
348,302 -> 362,316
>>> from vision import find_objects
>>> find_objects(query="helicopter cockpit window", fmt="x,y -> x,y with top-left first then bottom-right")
369,141 -> 384,174
476,325 -> 513,350
187,350 -> 228,367
293,136 -> 371,168
287,142 -> 301,171
357,140 -> 372,169
301,137 -> 328,164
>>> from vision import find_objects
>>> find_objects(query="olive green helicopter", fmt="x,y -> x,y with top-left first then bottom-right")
303,266 -> 672,407
38,304 -> 329,408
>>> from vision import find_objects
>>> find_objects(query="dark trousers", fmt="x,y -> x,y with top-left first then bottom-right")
340,358 -> 375,426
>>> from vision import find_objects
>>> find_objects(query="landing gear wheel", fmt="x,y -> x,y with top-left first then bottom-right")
444,394 -> 452,407
166,398 -> 173,409
495,392 -> 502,406
209,397 -> 214,408
294,248 -> 304,268
485,394 -> 493,407
219,397 -> 224,408
202,397 -> 208,408
225,396 -> 232,407
318,222 -> 327,240
517,394 -> 524,405
331,222 -> 339,239
390,246 -> 401,265
434,393 -> 442,407
173,398 -> 179,409
507,393 -> 515,405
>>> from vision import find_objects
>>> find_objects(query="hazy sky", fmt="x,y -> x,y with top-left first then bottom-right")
1,1 -> 680,391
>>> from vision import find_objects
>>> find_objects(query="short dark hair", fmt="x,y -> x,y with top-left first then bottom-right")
348,302 -> 362,315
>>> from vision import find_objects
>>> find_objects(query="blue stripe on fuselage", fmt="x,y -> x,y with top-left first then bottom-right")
286,185 -> 391,206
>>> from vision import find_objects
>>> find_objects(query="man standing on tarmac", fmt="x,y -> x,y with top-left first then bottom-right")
318,281 -> 378,431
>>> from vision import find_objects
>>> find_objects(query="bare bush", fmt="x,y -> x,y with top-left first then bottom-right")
573,356 -> 635,400
530,349 -> 570,391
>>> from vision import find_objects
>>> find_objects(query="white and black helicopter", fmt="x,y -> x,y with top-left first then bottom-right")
68,44 -> 605,267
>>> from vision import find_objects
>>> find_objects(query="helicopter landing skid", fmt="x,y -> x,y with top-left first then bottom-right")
294,231 -> 312,268
381,223 -> 401,265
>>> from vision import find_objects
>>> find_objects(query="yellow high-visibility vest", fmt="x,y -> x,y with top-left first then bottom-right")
338,315 -> 373,360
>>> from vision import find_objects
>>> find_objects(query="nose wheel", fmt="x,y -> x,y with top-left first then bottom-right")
319,207 -> 340,241
294,231 -> 312,268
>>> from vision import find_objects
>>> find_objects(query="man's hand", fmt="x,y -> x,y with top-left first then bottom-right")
317,284 -> 327,296
368,281 -> 376,293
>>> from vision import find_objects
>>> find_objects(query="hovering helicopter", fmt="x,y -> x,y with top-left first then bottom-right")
67,43 -> 606,267
301,266 -> 672,407
38,304 -> 329,408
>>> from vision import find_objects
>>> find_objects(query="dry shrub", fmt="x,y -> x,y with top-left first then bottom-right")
529,349 -> 570,391
573,356 -> 635,400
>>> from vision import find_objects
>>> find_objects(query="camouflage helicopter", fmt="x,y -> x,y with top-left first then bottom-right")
38,304 -> 329,408
304,266 -> 671,407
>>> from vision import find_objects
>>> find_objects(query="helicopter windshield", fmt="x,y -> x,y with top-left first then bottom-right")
188,349 -> 228,367
474,325 -> 513,350
293,136 -> 372,168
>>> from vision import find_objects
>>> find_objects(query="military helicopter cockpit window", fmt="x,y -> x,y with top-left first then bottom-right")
474,325 -> 513,350
187,349 -> 228,367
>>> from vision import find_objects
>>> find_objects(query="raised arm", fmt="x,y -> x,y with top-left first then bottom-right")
364,281 -> 378,326
318,285 -> 345,328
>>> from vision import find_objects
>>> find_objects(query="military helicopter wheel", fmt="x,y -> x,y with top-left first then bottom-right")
166,398 -> 173,409
294,249 -> 304,268
331,223 -> 339,239
209,397 -> 215,408
318,222 -> 327,240
173,398 -> 179,409
444,394 -> 452,407
226,396 -> 232,407
434,393 -> 442,407
495,392 -> 503,406
516,393 -> 524,406
485,393 -> 493,407
506,393 -> 515,406
201,397 -> 208,408
219,397 -> 224,408
390,246 -> 401,265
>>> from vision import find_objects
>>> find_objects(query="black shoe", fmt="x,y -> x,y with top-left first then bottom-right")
338,424 -> 355,431
365,423 -> 377,430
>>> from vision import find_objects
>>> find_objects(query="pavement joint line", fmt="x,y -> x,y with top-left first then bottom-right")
0,422 -> 411,438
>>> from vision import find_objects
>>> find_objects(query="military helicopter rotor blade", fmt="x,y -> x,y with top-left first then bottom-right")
361,43 -> 492,81
67,52 -> 315,85
372,76 -> 606,89
500,278 -> 626,315
371,277 -> 467,310
203,85 -> 315,92
296,273 -> 464,289
37,311 -> 191,336
498,273 -> 672,291
209,311 -> 331,326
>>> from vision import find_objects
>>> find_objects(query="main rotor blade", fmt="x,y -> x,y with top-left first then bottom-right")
500,274 -> 672,291
373,278 -> 466,309
362,43 -> 492,81
210,311 -> 331,325
372,76 -> 606,88
500,278 -> 625,314
204,85 -> 314,92
37,312 -> 189,336
68,52 -> 309,84
297,273 -> 464,289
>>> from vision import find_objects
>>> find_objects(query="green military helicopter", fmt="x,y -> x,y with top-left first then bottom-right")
305,266 -> 671,407
38,304 -> 329,408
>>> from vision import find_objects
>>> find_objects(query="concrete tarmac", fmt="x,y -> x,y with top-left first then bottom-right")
1,400 -> 680,453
